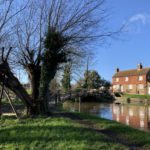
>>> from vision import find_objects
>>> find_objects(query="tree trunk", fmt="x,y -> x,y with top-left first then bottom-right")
0,62 -> 37,115
39,60 -> 57,114
25,64 -> 41,102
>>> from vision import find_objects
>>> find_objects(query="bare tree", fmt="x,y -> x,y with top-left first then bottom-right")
14,1 -> 44,101
0,0 -> 36,114
0,0 -> 122,115
39,0 -> 123,113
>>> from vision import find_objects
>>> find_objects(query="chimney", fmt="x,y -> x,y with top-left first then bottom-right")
116,67 -> 119,73
137,63 -> 143,70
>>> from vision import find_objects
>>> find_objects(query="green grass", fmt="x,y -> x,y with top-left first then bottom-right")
123,93 -> 150,99
0,116 -> 128,150
75,113 -> 150,149
2,97 -> 24,105
26,89 -> 32,95
1,109 -> 150,150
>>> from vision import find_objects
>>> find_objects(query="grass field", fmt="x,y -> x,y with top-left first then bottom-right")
0,116 -> 128,150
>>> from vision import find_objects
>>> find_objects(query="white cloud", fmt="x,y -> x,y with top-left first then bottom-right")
129,13 -> 150,25
122,13 -> 150,33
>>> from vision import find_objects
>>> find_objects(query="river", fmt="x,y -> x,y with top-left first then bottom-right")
63,102 -> 150,131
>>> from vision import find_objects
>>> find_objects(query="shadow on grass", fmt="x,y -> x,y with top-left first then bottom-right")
0,125 -> 109,144
103,125 -> 150,147
74,113 -> 150,147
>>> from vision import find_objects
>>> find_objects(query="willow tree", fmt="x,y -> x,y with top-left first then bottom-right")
0,0 -> 36,114
0,0 -> 122,115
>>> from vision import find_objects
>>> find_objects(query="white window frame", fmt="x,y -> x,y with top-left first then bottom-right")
116,78 -> 119,82
128,84 -> 133,89
138,76 -> 143,81
140,120 -> 144,128
138,84 -> 144,89
113,85 -> 120,90
125,77 -> 129,82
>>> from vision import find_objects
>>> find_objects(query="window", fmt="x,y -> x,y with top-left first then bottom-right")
129,109 -> 133,117
139,109 -> 144,118
128,84 -> 133,89
116,78 -> 119,82
113,85 -> 120,90
125,77 -> 129,82
126,116 -> 129,125
138,76 -> 143,81
140,120 -> 144,128
138,84 -> 144,89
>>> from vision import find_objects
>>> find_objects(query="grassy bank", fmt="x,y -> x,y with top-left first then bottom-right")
0,116 -> 128,150
1,111 -> 150,150
75,113 -> 150,149
124,93 -> 150,99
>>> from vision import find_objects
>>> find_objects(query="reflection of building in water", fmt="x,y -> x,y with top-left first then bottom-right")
112,104 -> 150,131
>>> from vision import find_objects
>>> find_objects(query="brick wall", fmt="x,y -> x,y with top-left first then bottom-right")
112,75 -> 147,85
112,75 -> 148,94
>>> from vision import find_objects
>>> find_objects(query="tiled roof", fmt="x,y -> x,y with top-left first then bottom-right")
113,68 -> 150,78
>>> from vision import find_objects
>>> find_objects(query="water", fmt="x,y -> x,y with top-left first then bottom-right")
63,102 -> 150,131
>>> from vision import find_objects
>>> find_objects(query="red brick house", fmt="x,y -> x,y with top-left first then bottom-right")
112,63 -> 150,94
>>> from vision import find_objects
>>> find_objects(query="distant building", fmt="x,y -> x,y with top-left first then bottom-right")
112,63 -> 150,94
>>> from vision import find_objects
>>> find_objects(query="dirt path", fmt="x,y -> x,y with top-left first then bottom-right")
53,112 -> 142,150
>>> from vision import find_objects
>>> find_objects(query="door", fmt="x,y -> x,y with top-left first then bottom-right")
148,87 -> 150,94
121,86 -> 123,92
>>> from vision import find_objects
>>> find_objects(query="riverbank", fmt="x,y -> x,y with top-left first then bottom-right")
1,110 -> 150,150
114,93 -> 150,105
124,93 -> 150,100
74,113 -> 150,149
56,103 -> 150,149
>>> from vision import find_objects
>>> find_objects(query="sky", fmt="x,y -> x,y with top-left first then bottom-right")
90,0 -> 150,82
18,0 -> 150,84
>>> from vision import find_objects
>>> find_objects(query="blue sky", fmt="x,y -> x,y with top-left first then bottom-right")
90,0 -> 150,82
19,0 -> 150,84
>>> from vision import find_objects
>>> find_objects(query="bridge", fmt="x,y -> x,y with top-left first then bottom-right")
49,89 -> 112,104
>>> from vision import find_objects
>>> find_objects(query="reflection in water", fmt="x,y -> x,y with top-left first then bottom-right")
112,104 -> 150,131
63,101 -> 150,131
63,102 -> 112,120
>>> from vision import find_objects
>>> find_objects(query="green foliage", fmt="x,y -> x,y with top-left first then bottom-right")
82,70 -> 111,90
39,27 -> 69,112
44,28 -> 68,53
83,70 -> 101,89
101,79 -> 111,89
61,64 -> 71,92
